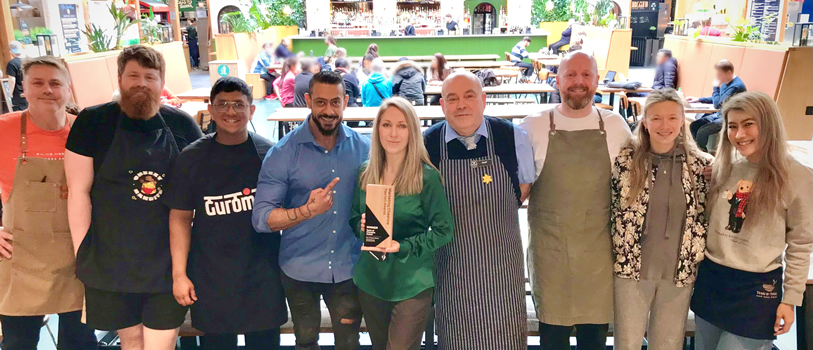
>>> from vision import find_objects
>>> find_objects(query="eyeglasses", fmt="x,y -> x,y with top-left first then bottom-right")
212,101 -> 250,113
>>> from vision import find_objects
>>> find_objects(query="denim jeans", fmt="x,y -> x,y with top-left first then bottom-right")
280,273 -> 362,350
695,316 -> 773,350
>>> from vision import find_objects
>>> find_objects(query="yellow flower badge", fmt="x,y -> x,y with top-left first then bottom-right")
482,174 -> 493,184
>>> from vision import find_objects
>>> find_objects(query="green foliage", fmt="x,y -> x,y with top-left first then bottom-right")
531,0 -> 572,24
13,29 -> 25,42
29,27 -> 52,43
109,4 -> 145,49
245,0 -> 306,29
81,23 -> 113,53
141,9 -> 162,44
532,0 -> 614,27
221,11 -> 258,33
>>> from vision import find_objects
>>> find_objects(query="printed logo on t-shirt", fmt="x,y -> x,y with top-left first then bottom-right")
132,171 -> 164,201
723,179 -> 753,233
203,188 -> 256,216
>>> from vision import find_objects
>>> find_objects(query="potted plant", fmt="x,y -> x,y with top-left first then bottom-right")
81,24 -> 112,53
109,4 -> 144,49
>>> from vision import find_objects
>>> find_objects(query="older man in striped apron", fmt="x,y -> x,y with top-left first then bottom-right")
424,71 -> 535,349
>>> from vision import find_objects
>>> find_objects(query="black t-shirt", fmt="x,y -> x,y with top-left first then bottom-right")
293,72 -> 313,107
66,102 -> 204,173
163,133 -> 288,333
6,57 -> 23,102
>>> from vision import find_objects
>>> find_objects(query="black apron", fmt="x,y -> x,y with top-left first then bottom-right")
188,134 -> 287,333
691,259 -> 783,340
76,111 -> 179,294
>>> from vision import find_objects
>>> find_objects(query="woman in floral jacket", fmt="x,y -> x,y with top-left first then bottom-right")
611,89 -> 712,350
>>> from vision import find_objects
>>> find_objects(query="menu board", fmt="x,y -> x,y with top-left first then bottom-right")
59,4 -> 82,53
749,0 -> 781,41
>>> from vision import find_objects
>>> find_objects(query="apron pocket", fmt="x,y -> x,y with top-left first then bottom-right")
11,232 -> 76,275
528,206 -> 563,251
23,182 -> 59,213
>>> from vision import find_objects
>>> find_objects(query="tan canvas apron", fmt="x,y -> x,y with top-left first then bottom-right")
0,112 -> 84,316
527,107 -> 614,326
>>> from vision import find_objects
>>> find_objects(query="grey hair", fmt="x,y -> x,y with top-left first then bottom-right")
370,58 -> 385,73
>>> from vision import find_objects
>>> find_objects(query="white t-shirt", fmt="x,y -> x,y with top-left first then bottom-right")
519,106 -> 632,179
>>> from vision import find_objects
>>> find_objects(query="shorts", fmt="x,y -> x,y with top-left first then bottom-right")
85,286 -> 188,331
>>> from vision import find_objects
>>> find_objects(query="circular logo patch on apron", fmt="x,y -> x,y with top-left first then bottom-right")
132,171 -> 165,201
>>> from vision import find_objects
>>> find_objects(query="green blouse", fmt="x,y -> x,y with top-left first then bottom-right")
350,163 -> 454,302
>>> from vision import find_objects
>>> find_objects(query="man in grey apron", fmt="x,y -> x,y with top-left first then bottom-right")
424,71 -> 536,349
520,51 -> 632,350
0,56 -> 97,349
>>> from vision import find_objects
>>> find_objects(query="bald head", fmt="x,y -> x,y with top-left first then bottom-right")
440,71 -> 486,137
556,51 -> 600,112
559,51 -> 597,76
441,71 -> 483,97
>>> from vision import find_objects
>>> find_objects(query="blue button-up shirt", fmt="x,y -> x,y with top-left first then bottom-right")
253,117 -> 371,283
444,118 -> 536,183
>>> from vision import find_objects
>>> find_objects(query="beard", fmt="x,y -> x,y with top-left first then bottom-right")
312,113 -> 341,136
119,86 -> 160,120
561,84 -> 594,111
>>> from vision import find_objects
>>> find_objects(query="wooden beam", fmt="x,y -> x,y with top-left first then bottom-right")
167,0 -> 181,42
777,0 -> 789,42
0,0 -> 15,70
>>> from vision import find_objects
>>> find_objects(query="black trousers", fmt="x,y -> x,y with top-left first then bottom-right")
201,328 -> 280,350
538,322 -> 608,350
260,72 -> 278,97
549,38 -> 570,53
690,113 -> 722,152
0,311 -> 98,350
189,39 -> 200,67
514,61 -> 534,77
280,273 -> 362,350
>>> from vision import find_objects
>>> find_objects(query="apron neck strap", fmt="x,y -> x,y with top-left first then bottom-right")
20,110 -> 28,158
595,107 -> 606,132
549,106 -> 607,133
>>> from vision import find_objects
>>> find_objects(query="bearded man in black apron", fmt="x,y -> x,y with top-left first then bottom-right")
166,77 -> 287,350
424,71 -> 536,350
0,56 -> 98,350
65,45 -> 203,350
520,51 -> 632,350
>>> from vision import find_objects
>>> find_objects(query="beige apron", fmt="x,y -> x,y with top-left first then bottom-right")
527,107 -> 614,326
0,112 -> 84,316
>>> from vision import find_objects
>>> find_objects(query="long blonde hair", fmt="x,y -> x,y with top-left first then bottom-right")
711,92 -> 790,222
359,97 -> 438,195
624,89 -> 702,207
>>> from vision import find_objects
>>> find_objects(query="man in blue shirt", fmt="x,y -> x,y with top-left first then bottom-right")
688,59 -> 747,152
423,71 -> 535,349
253,71 -> 370,350
511,36 -> 534,82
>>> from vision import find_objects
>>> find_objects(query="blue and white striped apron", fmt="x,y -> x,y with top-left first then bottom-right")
434,122 -> 527,350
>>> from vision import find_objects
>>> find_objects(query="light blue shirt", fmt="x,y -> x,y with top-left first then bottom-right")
444,118 -> 536,184
252,117 -> 371,283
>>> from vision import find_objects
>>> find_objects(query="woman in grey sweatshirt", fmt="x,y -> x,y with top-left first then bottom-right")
691,92 -> 813,350
611,89 -> 712,350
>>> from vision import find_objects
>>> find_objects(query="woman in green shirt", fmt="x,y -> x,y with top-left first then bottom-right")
350,97 -> 454,350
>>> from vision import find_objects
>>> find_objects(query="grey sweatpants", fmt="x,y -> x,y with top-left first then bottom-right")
695,316 -> 773,350
613,277 -> 692,350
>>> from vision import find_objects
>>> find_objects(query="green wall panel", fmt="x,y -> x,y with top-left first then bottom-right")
292,34 -> 547,60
